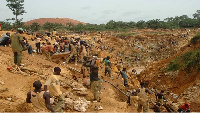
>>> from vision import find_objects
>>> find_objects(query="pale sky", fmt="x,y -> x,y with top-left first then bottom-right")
0,0 -> 200,24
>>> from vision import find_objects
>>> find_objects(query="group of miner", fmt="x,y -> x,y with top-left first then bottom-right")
0,28 -> 191,112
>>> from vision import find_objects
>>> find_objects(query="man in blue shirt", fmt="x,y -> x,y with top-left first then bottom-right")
119,68 -> 128,87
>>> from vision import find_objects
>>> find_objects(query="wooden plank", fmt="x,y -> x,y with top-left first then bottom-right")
51,51 -> 71,59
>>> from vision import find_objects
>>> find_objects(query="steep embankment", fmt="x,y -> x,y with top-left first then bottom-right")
138,35 -> 200,111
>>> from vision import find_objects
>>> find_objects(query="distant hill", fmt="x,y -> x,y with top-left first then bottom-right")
24,18 -> 87,26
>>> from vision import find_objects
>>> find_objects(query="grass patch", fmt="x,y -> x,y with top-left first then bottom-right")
146,32 -> 166,34
190,32 -> 200,44
168,50 -> 200,75
120,33 -> 137,36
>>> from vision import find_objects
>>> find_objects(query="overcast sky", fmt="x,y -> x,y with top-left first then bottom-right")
0,0 -> 199,24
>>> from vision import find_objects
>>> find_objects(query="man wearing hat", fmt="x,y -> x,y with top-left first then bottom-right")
10,28 -> 25,66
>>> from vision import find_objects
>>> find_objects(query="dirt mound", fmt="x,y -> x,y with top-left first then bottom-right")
24,18 -> 87,26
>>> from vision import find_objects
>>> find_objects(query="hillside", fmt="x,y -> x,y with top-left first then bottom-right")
24,18 -> 87,26
138,30 -> 200,111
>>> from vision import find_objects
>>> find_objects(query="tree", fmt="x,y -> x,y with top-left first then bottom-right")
6,0 -> 26,22
30,22 -> 41,32
106,20 -> 116,29
0,21 -> 12,30
66,22 -> 74,28
74,23 -> 85,31
136,20 -> 146,29
146,19 -> 161,29
43,22 -> 54,31
193,10 -> 200,20
128,21 -> 136,28
164,17 -> 174,22
12,20 -> 25,29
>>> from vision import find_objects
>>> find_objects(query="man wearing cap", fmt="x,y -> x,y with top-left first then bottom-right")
44,67 -> 64,112
26,81 -> 54,112
10,28 -> 25,66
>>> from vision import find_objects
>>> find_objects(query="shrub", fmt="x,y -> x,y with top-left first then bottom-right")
190,32 -> 200,44
168,50 -> 200,75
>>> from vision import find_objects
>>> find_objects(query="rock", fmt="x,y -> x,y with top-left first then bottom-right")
95,105 -> 103,111
64,98 -> 74,110
50,98 -> 54,104
0,81 -> 5,85
73,88 -> 86,91
7,98 -> 12,101
80,106 -> 86,112
76,91 -> 88,96
64,97 -> 90,112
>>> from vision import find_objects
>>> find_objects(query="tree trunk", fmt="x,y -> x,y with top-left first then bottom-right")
15,9 -> 18,22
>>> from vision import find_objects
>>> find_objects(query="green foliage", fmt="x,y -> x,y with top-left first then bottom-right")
168,56 -> 181,71
193,10 -> 200,20
30,22 -> 40,32
12,19 -> 25,29
43,22 -> 54,31
168,50 -> 200,75
190,32 -> 200,44
0,21 -> 12,30
6,0 -> 26,22
136,20 -> 146,29
74,23 -> 85,31
119,33 -> 136,36
146,19 -> 162,29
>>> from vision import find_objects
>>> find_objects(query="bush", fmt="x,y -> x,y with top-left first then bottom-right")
120,33 -> 136,36
168,50 -> 200,75
190,32 -> 200,44
167,56 -> 181,71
